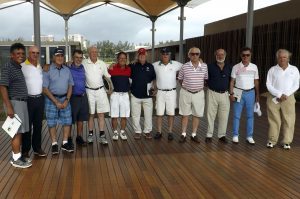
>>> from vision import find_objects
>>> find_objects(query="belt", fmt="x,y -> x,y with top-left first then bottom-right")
28,94 -> 43,98
9,97 -> 27,102
72,93 -> 86,97
85,86 -> 104,90
158,88 -> 176,91
183,87 -> 202,94
235,87 -> 254,92
53,94 -> 67,98
210,89 -> 228,94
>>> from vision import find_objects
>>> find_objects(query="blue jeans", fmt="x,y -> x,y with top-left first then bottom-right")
233,89 -> 255,138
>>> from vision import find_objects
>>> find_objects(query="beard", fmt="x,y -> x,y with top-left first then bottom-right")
216,58 -> 225,63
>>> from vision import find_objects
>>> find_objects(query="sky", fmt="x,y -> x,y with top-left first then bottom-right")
0,0 -> 288,45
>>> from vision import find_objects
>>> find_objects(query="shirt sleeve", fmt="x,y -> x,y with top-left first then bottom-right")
68,70 -> 74,86
231,65 -> 237,79
254,65 -> 259,79
101,63 -> 111,78
151,64 -> 156,80
204,64 -> 208,80
0,64 -> 10,86
285,67 -> 300,96
175,61 -> 183,71
266,67 -> 282,98
42,71 -> 50,88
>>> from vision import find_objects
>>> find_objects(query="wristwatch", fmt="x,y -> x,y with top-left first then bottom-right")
65,97 -> 69,101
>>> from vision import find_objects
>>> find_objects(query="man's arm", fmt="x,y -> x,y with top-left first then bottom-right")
229,78 -> 235,101
0,86 -> 14,118
62,85 -> 72,109
254,79 -> 260,102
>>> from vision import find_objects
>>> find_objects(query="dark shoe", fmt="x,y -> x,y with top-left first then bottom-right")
52,144 -> 59,155
68,137 -> 74,148
218,136 -> 228,144
34,149 -> 47,157
134,133 -> 141,140
144,133 -> 152,139
154,132 -> 162,139
168,133 -> 174,141
191,135 -> 200,143
179,135 -> 186,143
61,143 -> 74,153
205,137 -> 212,143
21,152 -> 32,163
76,136 -> 87,146
10,157 -> 32,168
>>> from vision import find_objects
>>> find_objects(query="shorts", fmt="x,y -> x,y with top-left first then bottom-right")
156,90 -> 177,116
5,100 -> 29,133
86,88 -> 110,114
110,92 -> 130,118
179,88 -> 205,117
45,96 -> 72,127
70,94 -> 89,123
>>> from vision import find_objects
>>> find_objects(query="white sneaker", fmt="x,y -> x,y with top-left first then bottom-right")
120,132 -> 127,140
112,131 -> 119,141
283,144 -> 291,150
267,142 -> 274,148
232,136 -> 239,143
246,137 -> 255,145
87,134 -> 93,144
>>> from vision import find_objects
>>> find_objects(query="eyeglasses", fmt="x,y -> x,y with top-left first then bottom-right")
190,53 -> 200,56
242,54 -> 251,57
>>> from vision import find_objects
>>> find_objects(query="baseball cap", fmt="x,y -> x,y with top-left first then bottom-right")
138,48 -> 146,55
54,48 -> 64,56
160,47 -> 170,54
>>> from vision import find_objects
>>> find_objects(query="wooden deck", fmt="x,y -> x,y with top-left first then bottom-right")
0,97 -> 299,199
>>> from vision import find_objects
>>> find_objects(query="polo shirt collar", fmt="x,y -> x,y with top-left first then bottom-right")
87,57 -> 99,64
10,60 -> 21,68
51,63 -> 64,70
24,58 -> 41,68
159,60 -> 172,65
276,63 -> 290,70
189,61 -> 201,68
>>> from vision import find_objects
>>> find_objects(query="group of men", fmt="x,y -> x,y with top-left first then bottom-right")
0,42 -> 299,169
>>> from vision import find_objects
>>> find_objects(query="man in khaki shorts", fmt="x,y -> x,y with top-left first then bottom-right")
178,47 -> 208,143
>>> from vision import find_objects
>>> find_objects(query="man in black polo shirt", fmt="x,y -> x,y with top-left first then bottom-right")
130,48 -> 156,139
0,43 -> 32,168
206,49 -> 232,143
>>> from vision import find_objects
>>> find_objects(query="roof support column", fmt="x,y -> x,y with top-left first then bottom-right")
33,0 -> 41,52
177,1 -> 188,63
150,16 -> 157,63
63,15 -> 70,62
246,0 -> 254,48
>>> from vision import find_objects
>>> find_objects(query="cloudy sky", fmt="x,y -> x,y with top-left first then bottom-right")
0,0 -> 288,45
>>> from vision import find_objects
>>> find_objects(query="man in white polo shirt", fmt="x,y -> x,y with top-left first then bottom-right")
82,46 -> 111,145
266,49 -> 299,150
153,47 -> 182,141
178,47 -> 208,143
229,47 -> 260,145
21,46 -> 46,158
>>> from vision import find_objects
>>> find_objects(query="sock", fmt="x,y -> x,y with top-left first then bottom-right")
120,130 -> 125,133
99,131 -> 105,136
52,142 -> 58,146
89,130 -> 93,135
63,140 -> 68,145
12,152 -> 21,161
181,132 -> 186,137
113,130 -> 118,134
192,132 -> 196,137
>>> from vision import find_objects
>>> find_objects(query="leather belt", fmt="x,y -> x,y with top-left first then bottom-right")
183,87 -> 202,94
158,88 -> 176,91
234,87 -> 254,92
9,97 -> 27,102
210,89 -> 228,94
85,86 -> 104,90
53,94 -> 67,98
28,94 -> 43,98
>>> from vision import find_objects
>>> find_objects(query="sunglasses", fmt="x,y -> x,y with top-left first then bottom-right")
242,54 -> 251,57
190,53 -> 200,56
31,52 -> 40,54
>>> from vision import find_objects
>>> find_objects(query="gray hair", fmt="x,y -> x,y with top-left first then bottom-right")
214,48 -> 227,56
276,49 -> 292,59
188,47 -> 201,55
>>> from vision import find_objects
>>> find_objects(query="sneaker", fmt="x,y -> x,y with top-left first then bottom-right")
168,133 -> 174,141
99,134 -> 108,145
87,134 -> 93,144
76,136 -> 87,146
120,132 -> 127,140
154,132 -> 162,139
219,136 -> 228,144
112,132 -> 119,141
21,152 -> 32,163
10,157 -> 32,168
191,135 -> 200,143
205,137 -> 212,143
144,133 -> 152,139
68,137 -> 74,148
232,136 -> 239,144
283,144 -> 291,150
266,142 -> 274,148
134,133 -> 141,140
246,137 -> 255,145
179,135 -> 186,143
52,144 -> 59,155
62,143 -> 74,153
34,149 -> 47,157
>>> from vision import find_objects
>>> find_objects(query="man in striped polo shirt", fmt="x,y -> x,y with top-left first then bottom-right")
178,47 -> 208,143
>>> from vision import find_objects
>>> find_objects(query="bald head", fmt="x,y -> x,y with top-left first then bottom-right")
28,45 -> 40,66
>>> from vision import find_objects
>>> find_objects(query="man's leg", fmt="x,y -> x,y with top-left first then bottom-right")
244,90 -> 255,139
206,90 -> 218,138
266,94 -> 281,145
142,98 -> 153,139
131,95 -> 142,136
192,116 -> 200,135
32,96 -> 45,153
281,95 -> 296,145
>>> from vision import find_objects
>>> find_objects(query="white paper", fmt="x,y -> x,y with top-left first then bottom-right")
272,97 -> 279,104
2,114 -> 22,138
254,102 -> 262,116
147,82 -> 152,96
233,88 -> 243,102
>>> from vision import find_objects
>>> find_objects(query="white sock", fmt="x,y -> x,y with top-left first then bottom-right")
63,140 -> 68,145
181,132 -> 186,137
12,152 -> 21,161
52,142 -> 58,146
192,132 -> 196,137
120,130 -> 125,133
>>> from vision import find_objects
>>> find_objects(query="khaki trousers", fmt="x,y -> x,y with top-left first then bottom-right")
206,89 -> 230,138
267,93 -> 296,145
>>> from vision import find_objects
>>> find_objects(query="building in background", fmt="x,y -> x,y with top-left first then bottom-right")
32,35 -> 54,42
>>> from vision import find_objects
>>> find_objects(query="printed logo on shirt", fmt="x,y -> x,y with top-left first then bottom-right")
146,67 -> 150,71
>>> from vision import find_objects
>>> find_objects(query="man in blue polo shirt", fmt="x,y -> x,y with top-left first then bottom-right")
130,48 -> 156,139
43,48 -> 74,154
206,49 -> 232,143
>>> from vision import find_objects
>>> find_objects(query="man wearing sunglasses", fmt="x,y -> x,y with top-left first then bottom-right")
21,46 -> 46,159
206,49 -> 232,144
229,47 -> 260,145
152,47 -> 182,141
178,47 -> 208,143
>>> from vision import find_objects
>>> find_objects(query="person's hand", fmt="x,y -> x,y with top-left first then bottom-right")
55,101 -> 63,109
151,88 -> 157,96
229,95 -> 235,102
6,105 -> 14,118
280,94 -> 288,102
62,100 -> 69,109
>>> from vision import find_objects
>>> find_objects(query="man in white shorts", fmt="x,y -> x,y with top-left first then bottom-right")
82,46 -> 111,145
153,47 -> 182,141
108,52 -> 131,141
178,47 -> 208,143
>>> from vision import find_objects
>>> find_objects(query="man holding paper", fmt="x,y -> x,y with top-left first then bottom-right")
0,43 -> 32,168
266,49 -> 300,149
229,47 -> 260,145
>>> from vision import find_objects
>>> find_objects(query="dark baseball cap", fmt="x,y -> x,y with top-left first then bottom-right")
160,47 -> 170,54
138,48 -> 146,55
54,48 -> 64,56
